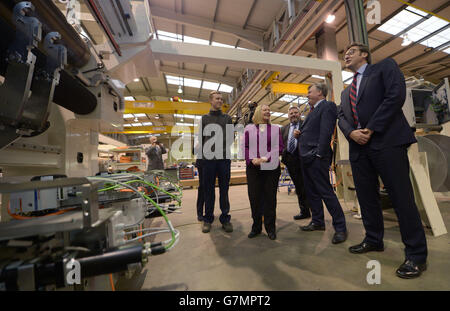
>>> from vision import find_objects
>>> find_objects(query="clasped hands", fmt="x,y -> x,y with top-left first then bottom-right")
349,128 -> 374,145
252,157 -> 268,166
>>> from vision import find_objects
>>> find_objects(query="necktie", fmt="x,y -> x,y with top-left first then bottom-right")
350,73 -> 359,126
288,123 -> 297,153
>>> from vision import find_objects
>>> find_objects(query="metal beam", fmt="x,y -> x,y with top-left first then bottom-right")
270,82 -> 310,96
160,65 -> 237,86
149,40 -> 343,98
104,125 -> 194,135
261,71 -> 280,89
149,5 -> 263,48
124,100 -> 229,115
125,89 -> 210,102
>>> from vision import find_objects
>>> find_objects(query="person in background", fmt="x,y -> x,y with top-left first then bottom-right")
338,42 -> 427,278
146,136 -> 166,171
243,104 -> 284,240
281,105 -> 311,220
298,83 -> 348,245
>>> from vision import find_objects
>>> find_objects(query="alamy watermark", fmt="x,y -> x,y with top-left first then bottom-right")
170,122 -> 282,170
366,260 -> 381,285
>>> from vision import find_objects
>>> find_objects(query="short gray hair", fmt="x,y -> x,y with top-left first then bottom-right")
309,83 -> 328,97
288,105 -> 300,111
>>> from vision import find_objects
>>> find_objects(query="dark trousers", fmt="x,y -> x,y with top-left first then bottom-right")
246,164 -> 281,234
284,153 -> 311,214
196,160 -> 205,220
351,145 -> 427,263
301,157 -> 347,232
203,159 -> 231,224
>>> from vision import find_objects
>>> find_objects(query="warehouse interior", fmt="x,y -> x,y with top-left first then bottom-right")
0,0 -> 449,291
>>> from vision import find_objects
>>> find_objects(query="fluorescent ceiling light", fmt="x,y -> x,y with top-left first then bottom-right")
134,113 -> 146,117
124,114 -> 134,118
142,122 -> 153,126
123,124 -> 132,127
133,78 -> 140,82
312,75 -> 325,79
131,123 -> 142,127
124,96 -> 135,101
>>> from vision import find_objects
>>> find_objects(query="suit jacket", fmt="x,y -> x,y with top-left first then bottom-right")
338,58 -> 416,161
281,121 -> 302,164
298,100 -> 337,164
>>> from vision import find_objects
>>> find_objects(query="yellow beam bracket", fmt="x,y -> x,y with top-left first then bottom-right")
103,125 -> 194,135
124,100 -> 229,115
261,71 -> 280,89
270,81 -> 310,96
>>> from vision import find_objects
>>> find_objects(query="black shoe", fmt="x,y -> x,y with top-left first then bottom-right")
197,216 -> 204,222
222,222 -> 233,233
268,232 -> 276,240
332,231 -> 348,244
248,231 -> 261,238
293,212 -> 311,220
300,222 -> 325,231
349,242 -> 384,254
396,260 -> 427,279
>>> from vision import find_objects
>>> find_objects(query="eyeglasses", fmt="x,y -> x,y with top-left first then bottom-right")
344,48 -> 360,57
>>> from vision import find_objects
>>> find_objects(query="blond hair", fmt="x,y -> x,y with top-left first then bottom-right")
252,105 -> 271,125
209,91 -> 222,101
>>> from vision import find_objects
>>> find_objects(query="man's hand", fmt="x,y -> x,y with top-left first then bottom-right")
293,129 -> 301,138
251,158 -> 261,166
361,128 -> 373,137
349,130 -> 371,145
260,157 -> 268,163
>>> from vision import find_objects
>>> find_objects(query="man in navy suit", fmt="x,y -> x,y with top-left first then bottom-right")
338,42 -> 427,279
298,83 -> 347,244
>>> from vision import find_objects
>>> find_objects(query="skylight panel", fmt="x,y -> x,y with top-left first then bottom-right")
157,30 -> 182,41
124,114 -> 134,119
176,122 -> 195,126
142,122 -> 153,126
212,42 -> 234,49
377,10 -> 423,36
202,81 -> 220,90
405,7 -> 427,17
131,123 -> 142,127
134,113 -> 147,117
407,16 -> 447,42
184,35 -> 209,45
123,124 -> 131,127
166,75 -> 182,85
183,78 -> 202,88
271,112 -> 284,117
279,95 -> 298,102
124,96 -> 135,101
218,84 -> 234,93
342,70 -> 354,83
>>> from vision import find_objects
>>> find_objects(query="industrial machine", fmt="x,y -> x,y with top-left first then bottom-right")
0,0 -> 182,290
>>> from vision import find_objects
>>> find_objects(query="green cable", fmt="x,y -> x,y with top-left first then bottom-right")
99,179 -> 182,205
97,179 -> 177,249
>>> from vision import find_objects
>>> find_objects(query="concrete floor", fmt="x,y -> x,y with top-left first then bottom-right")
117,185 -> 450,291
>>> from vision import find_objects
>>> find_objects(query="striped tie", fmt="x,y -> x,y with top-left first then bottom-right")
350,73 -> 359,126
288,124 -> 297,153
